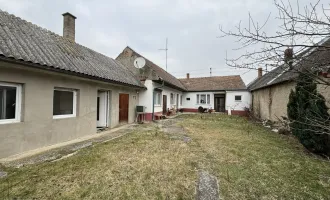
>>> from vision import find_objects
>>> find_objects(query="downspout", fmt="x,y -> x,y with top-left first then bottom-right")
152,79 -> 165,121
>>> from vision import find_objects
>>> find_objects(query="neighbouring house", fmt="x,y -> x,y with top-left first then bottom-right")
248,38 -> 330,122
116,47 -> 186,120
117,47 -> 251,118
179,74 -> 251,116
0,11 -> 144,159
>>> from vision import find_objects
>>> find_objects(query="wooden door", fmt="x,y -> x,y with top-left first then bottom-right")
119,93 -> 129,122
162,95 -> 167,114
214,97 -> 220,112
214,97 -> 226,112
219,97 -> 225,112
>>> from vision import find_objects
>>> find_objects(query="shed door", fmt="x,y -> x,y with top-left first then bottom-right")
119,93 -> 129,122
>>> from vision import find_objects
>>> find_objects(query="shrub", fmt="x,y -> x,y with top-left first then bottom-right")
287,72 -> 330,155
198,106 -> 204,113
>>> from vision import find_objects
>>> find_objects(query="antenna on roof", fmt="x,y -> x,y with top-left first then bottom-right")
158,38 -> 168,71
210,67 -> 212,77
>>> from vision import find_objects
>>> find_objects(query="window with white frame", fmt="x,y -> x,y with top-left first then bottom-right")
170,93 -> 174,104
0,82 -> 21,124
200,94 -> 206,104
154,91 -> 161,105
235,95 -> 242,101
53,88 -> 77,119
197,94 -> 210,104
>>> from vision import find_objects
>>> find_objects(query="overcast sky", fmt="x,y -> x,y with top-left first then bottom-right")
0,0 -> 326,84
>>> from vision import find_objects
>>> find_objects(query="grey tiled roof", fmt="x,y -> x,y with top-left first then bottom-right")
0,10 -> 143,88
179,75 -> 247,91
248,37 -> 330,91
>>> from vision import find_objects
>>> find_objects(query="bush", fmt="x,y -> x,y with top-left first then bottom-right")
198,106 -> 204,113
287,72 -> 330,155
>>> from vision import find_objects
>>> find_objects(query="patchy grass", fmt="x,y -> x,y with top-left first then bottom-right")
1,114 -> 330,199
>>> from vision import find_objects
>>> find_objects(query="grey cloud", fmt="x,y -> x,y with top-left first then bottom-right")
1,0 -> 326,84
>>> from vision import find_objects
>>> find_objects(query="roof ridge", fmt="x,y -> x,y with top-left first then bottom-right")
0,9 -> 143,88
178,75 -> 241,79
0,10 -> 119,63
0,9 -> 60,39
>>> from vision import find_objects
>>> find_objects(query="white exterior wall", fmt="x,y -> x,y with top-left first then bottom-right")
153,82 -> 183,113
182,92 -> 221,109
182,91 -> 251,111
225,91 -> 251,111
139,81 -> 251,113
138,80 -> 183,113
138,80 -> 154,113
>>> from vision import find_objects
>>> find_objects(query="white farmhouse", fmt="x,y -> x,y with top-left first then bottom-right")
179,74 -> 251,116
117,47 -> 251,118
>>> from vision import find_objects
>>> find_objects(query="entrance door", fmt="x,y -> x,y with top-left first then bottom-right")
97,91 -> 108,127
219,98 -> 225,112
163,95 -> 167,114
176,94 -> 179,109
119,93 -> 129,122
214,95 -> 226,112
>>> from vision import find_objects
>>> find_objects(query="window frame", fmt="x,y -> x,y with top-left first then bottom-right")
0,82 -> 22,124
154,91 -> 162,106
170,93 -> 174,105
53,88 -> 77,119
200,94 -> 206,104
235,95 -> 242,102
197,94 -> 211,105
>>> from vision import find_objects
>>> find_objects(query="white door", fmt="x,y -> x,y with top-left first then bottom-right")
97,91 -> 108,127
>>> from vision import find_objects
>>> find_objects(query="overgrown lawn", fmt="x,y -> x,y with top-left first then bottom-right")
0,114 -> 329,199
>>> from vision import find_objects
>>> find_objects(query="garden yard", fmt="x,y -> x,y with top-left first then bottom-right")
1,114 -> 330,199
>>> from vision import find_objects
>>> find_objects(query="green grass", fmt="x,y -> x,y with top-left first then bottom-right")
1,114 -> 330,199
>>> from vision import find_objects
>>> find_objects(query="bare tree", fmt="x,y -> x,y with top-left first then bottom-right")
219,0 -> 330,86
219,0 -> 330,137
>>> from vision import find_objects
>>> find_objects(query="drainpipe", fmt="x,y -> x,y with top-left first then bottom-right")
152,79 -> 165,121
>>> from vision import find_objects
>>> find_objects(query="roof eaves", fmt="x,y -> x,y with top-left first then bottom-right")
0,56 -> 146,89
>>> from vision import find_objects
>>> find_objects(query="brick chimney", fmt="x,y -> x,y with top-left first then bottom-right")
186,73 -> 190,79
258,68 -> 263,78
284,48 -> 293,69
62,12 -> 76,42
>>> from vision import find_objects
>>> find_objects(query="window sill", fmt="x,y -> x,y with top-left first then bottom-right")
53,115 -> 76,119
0,119 -> 20,125
154,105 -> 162,107
235,101 -> 242,102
